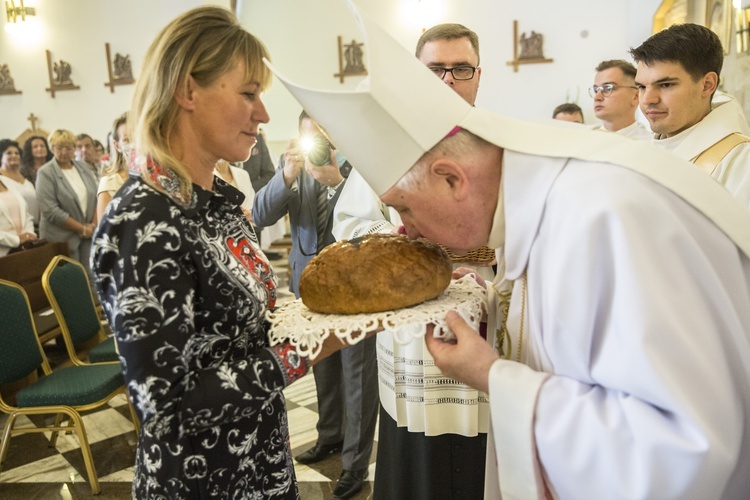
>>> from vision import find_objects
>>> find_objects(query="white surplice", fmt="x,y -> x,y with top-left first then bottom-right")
483,149 -> 750,499
651,100 -> 750,209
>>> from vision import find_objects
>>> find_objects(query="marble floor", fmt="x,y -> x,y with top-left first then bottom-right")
0,250 -> 378,499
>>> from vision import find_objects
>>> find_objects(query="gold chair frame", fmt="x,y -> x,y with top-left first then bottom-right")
0,279 -> 138,494
42,255 -> 118,367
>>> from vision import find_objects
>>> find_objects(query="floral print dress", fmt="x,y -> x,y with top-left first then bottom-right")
92,162 -> 307,499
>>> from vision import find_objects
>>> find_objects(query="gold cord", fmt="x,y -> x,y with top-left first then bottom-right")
493,272 -> 527,362
515,273 -> 527,362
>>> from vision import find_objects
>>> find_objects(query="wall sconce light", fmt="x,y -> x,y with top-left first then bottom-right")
5,0 -> 35,24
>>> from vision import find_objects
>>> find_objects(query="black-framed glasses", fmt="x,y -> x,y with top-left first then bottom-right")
588,83 -> 638,98
429,66 -> 478,81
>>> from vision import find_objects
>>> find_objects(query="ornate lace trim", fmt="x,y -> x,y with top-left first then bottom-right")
266,275 -> 487,359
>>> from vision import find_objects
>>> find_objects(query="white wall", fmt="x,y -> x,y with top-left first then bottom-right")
241,0 -> 667,145
1,0 -> 747,151
0,0 -> 229,143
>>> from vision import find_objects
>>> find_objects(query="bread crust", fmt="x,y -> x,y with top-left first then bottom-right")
299,234 -> 453,314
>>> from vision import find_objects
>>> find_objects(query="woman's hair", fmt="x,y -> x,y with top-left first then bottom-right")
101,112 -> 129,176
0,139 -> 20,163
47,129 -> 77,149
20,135 -> 52,184
130,5 -> 272,202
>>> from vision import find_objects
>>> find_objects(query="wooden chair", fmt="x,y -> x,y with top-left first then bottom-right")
0,241 -> 69,344
42,255 -> 119,366
0,278 -> 135,495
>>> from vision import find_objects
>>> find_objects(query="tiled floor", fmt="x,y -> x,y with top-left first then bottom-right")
0,250 -> 377,499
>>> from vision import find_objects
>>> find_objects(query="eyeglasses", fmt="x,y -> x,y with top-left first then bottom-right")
54,145 -> 74,152
588,83 -> 638,98
428,66 -> 478,81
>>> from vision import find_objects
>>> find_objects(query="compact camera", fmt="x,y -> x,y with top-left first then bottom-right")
301,134 -> 332,167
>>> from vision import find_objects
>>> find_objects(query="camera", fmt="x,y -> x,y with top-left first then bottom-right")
301,134 -> 332,167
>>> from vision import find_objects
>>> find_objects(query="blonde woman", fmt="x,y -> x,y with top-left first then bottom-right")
36,129 -> 97,274
96,112 -> 130,221
91,7 -> 378,498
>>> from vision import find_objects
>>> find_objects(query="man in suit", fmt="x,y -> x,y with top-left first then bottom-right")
252,111 -> 378,500
75,133 -> 99,177
241,131 -> 277,248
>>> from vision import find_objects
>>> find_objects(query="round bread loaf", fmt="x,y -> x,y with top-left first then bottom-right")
299,234 -> 452,314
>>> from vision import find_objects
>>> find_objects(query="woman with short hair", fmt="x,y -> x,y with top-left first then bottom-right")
36,129 -> 97,274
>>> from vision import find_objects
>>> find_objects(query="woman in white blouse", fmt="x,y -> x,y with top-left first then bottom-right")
36,129 -> 98,275
0,139 -> 39,226
0,176 -> 36,256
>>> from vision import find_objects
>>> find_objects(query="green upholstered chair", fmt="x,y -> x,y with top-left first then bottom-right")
0,278 -> 136,495
42,255 -> 119,365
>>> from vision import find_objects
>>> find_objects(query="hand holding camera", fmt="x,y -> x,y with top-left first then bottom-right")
301,134 -> 343,188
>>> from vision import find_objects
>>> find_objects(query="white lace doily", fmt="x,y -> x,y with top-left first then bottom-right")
266,275 -> 487,359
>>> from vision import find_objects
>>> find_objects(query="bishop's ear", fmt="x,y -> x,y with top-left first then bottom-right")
429,158 -> 469,200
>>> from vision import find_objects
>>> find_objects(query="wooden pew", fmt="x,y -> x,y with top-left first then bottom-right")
0,241 -> 70,343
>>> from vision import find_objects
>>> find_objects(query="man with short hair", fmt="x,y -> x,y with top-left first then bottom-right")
253,111 -> 377,500
268,6 -> 750,498
631,23 -> 750,207
76,133 -> 98,176
552,103 -> 584,123
415,23 -> 481,106
590,59 -> 651,139
332,22 -> 490,500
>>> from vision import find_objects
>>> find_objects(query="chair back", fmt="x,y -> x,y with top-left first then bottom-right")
42,256 -> 102,347
0,241 -> 69,313
0,279 -> 44,384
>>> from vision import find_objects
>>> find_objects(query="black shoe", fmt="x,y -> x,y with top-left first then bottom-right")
332,468 -> 369,499
294,441 -> 343,464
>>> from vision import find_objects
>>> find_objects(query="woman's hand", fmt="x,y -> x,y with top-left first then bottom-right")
80,223 -> 96,239
424,311 -> 499,393
19,232 -> 37,244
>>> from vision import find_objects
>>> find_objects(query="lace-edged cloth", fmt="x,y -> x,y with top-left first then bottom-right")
266,275 -> 487,360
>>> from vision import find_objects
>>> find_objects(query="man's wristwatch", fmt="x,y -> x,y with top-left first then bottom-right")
80,227 -> 88,238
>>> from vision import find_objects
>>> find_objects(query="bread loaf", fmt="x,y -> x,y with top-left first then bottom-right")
299,234 -> 452,314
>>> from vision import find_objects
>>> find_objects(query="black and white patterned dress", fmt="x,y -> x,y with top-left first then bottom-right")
92,161 -> 307,499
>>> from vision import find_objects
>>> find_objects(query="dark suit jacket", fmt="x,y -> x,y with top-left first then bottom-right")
253,157 -> 351,296
241,134 -> 276,193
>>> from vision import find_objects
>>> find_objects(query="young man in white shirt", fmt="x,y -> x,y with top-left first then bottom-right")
590,59 -> 652,139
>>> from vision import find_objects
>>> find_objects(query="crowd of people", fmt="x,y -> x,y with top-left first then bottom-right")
1,4 -> 748,500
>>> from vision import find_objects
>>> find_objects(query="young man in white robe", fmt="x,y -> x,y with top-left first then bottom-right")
631,23 -> 750,209
266,3 -> 750,498
590,59 -> 652,140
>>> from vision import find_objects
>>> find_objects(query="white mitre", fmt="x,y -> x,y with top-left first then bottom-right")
265,0 -> 750,255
